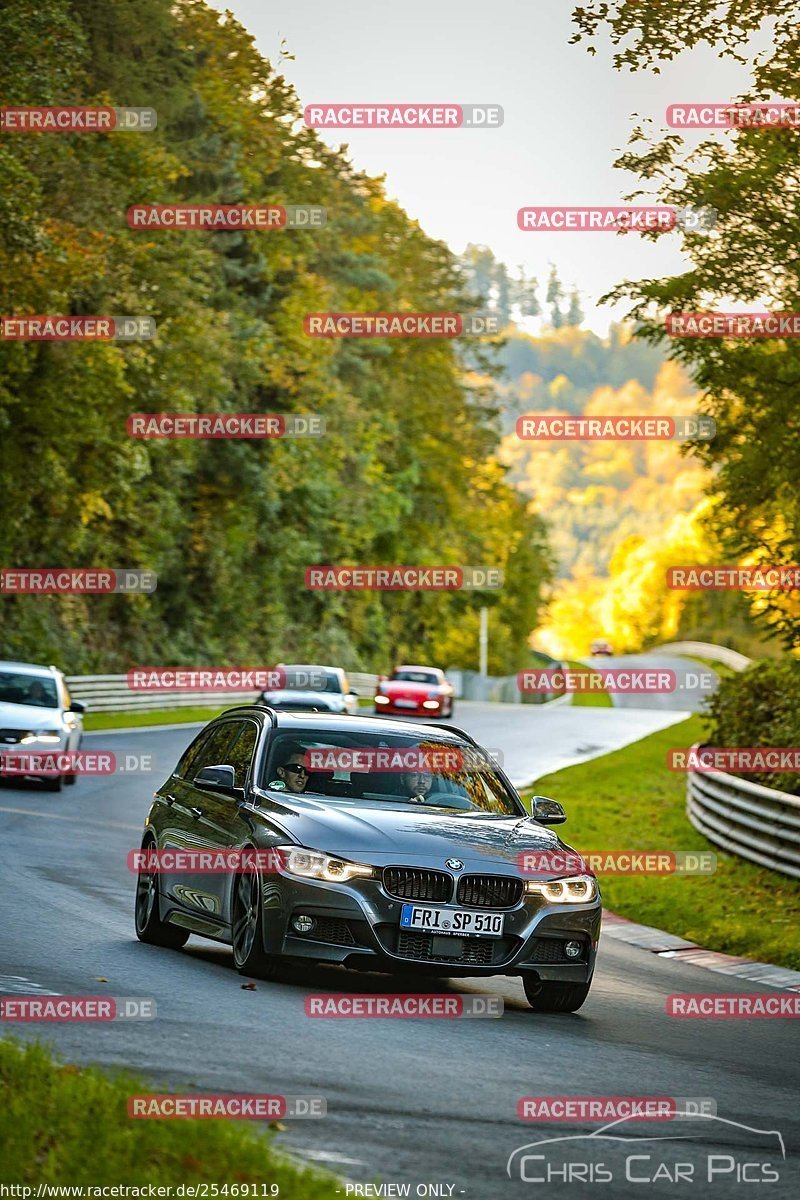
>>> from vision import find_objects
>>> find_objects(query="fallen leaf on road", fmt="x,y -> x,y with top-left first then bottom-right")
240,982 -> 257,990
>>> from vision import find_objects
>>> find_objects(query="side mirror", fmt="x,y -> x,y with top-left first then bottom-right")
194,764 -> 243,799
530,795 -> 566,825
378,674 -> 387,684
68,701 -> 86,714
349,690 -> 359,698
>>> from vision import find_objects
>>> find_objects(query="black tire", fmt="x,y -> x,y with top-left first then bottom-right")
523,976 -> 591,1013
64,774 -> 77,786
231,866 -> 281,980
44,774 -> 64,792
447,700 -> 455,718
135,840 -> 189,948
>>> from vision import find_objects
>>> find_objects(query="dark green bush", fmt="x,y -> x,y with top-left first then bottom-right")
705,657 -> 800,794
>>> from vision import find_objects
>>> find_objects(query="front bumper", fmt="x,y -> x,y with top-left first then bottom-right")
261,872 -> 601,981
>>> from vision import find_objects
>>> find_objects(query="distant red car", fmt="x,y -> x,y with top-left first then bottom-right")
374,666 -> 455,718
590,639 -> 614,657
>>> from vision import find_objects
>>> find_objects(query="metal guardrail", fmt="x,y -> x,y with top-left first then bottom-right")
65,672 -> 380,713
687,751 -> 800,879
654,640 -> 752,672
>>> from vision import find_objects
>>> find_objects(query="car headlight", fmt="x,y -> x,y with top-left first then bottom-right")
422,695 -> 440,708
525,874 -> 597,903
20,729 -> 62,744
374,695 -> 389,704
279,846 -> 374,882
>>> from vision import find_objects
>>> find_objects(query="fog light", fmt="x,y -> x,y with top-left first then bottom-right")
292,914 -> 316,935
564,940 -> 583,959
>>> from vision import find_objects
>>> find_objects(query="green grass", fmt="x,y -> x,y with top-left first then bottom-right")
564,660 -> 613,707
85,698 -> 376,730
0,1039 -> 336,1192
525,716 -> 800,970
84,706 -> 230,731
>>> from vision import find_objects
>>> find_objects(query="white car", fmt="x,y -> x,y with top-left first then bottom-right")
0,662 -> 86,791
257,664 -> 360,715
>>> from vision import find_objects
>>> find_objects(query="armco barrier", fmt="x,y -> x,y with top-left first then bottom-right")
65,672 -> 380,713
654,641 -> 751,672
687,752 -> 800,879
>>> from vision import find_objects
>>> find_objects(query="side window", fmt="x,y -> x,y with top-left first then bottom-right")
191,722 -> 241,777
228,722 -> 259,789
175,730 -> 212,780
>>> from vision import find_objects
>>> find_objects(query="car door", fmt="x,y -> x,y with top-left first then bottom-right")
180,718 -> 261,928
157,721 -> 242,925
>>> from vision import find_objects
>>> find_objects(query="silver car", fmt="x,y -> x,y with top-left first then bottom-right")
0,661 -> 85,791
257,664 -> 359,715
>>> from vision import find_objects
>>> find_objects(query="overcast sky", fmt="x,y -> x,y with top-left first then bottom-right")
211,0 -> 756,333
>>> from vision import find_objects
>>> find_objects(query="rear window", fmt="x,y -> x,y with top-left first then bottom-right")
391,670 -> 439,685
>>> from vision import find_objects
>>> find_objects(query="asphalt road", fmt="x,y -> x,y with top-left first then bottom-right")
578,653 -> 718,713
1,697 -> 797,1198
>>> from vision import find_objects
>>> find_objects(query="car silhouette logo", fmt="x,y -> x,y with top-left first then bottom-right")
446,858 -> 464,870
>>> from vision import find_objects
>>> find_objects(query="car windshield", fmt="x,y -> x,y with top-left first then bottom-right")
280,669 -> 342,694
391,670 -> 439,685
262,729 -> 521,815
0,671 -> 59,708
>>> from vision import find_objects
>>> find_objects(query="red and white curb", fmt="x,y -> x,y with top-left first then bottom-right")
603,910 -> 800,992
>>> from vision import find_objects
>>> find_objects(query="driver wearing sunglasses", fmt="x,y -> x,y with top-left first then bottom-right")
275,744 -> 310,793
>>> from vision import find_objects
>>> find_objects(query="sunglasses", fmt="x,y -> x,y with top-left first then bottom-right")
283,763 -> 308,775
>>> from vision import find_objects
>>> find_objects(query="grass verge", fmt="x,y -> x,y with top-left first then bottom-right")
525,716 -> 800,970
84,707 -> 231,731
565,660 -> 613,707
0,1039 -> 335,1192
84,698 -> 376,731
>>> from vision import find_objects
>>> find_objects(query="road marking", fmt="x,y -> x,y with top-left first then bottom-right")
0,974 -> 60,996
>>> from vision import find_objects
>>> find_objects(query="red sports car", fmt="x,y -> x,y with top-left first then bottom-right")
374,666 -> 455,718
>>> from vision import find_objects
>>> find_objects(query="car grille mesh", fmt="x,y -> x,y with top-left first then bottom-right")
383,867 -> 453,903
456,874 -> 523,909
310,918 -> 356,946
0,729 -> 26,744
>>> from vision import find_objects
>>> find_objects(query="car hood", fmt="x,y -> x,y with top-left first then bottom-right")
381,680 -> 437,697
0,701 -> 62,730
255,791 -> 568,869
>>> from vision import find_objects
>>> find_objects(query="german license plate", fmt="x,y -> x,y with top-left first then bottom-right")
400,904 -> 504,937
394,699 -> 418,709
